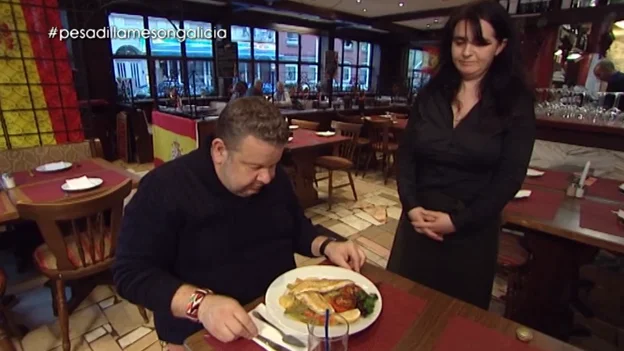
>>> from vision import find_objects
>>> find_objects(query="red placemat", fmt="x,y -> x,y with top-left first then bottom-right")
203,283 -> 427,351
19,169 -> 129,203
14,159 -> 104,186
523,168 -> 570,190
433,317 -> 543,351
579,200 -> 624,238
286,129 -> 349,151
586,177 -> 624,202
504,184 -> 565,221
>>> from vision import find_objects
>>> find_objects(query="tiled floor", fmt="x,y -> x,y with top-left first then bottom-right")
5,162 -> 621,350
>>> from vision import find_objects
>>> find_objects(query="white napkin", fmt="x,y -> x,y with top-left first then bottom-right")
44,161 -> 67,171
250,304 -> 307,351
64,176 -> 94,190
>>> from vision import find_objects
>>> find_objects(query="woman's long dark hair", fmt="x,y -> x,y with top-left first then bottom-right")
423,0 -> 533,117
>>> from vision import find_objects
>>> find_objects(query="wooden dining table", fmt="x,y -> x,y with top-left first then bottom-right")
0,157 -> 141,224
501,169 -> 624,339
184,263 -> 579,351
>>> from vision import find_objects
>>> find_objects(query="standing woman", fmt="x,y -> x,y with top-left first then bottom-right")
387,1 -> 535,309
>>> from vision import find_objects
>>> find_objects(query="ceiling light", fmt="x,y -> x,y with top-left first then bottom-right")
398,2 -> 404,6
434,18 -> 439,23
363,8 -> 367,12
356,0 -> 361,3
426,24 -> 431,28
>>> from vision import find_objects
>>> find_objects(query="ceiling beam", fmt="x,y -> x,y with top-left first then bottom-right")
371,7 -> 458,24
227,0 -> 426,36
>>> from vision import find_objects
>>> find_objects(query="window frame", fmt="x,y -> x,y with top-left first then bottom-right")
108,13 -> 217,101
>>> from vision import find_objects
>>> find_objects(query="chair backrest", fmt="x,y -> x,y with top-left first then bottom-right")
16,179 -> 132,272
0,139 -> 103,173
291,119 -> 320,131
330,121 -> 361,160
364,118 -> 392,152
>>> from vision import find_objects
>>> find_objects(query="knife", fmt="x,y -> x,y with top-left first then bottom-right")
255,334 -> 293,351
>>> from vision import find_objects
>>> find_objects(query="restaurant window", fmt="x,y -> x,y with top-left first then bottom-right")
108,13 -> 217,100
286,33 -> 299,46
334,38 -> 373,92
407,48 -> 431,92
232,26 -> 320,95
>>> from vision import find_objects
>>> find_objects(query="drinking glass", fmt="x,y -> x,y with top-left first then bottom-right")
307,314 -> 349,351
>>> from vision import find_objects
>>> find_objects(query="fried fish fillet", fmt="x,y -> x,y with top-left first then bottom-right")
288,278 -> 355,295
295,292 -> 335,314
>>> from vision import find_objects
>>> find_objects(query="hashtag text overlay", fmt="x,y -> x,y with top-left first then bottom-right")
49,26 -> 227,42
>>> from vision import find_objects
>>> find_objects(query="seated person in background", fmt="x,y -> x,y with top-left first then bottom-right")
594,59 -> 624,93
113,97 -> 366,351
229,81 -> 248,102
273,81 -> 292,107
246,79 -> 264,97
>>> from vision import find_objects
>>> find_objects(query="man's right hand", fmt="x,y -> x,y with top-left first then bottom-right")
197,294 -> 258,342
407,207 -> 444,242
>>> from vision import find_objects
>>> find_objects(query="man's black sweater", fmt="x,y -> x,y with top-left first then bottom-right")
113,141 -> 319,344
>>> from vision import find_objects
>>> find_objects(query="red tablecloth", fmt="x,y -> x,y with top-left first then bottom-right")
0,195 -> 6,215
19,169 -> 129,203
203,283 -> 427,351
579,200 -> 624,238
13,159 -> 104,186
393,119 -> 407,130
586,177 -> 624,202
523,168 -> 570,190
433,317 -> 543,351
504,184 -> 565,221
286,129 -> 349,151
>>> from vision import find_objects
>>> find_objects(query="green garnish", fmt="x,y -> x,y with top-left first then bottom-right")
356,290 -> 378,317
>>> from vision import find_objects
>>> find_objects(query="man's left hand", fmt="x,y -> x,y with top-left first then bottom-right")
323,241 -> 367,273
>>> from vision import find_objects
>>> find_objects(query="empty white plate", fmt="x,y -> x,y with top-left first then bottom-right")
61,177 -> 103,192
288,125 -> 299,130
315,131 -> 336,137
36,161 -> 72,173
619,183 -> 624,192
526,168 -> 545,177
617,209 -> 624,220
515,190 -> 532,199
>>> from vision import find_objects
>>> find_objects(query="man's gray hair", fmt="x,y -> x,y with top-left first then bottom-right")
596,59 -> 616,72
216,96 -> 289,149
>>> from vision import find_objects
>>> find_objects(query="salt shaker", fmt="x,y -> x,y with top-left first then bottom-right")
1,172 -> 15,189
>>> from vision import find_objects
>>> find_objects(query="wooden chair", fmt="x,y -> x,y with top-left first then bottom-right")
335,113 -> 370,174
0,139 -> 104,173
497,231 -> 530,319
16,180 -> 149,351
363,119 -> 398,184
290,119 -> 320,131
314,121 -> 361,210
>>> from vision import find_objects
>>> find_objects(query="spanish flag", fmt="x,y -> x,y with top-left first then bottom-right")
0,0 -> 83,150
152,111 -> 198,166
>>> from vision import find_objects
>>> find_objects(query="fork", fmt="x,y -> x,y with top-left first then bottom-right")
251,311 -> 305,348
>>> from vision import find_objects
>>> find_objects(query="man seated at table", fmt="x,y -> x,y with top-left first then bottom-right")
113,96 -> 366,351
273,81 -> 292,107
246,79 -> 264,97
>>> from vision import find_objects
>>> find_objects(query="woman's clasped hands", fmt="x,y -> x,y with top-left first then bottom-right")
407,207 -> 457,242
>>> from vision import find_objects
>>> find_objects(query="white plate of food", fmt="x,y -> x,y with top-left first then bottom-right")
514,189 -> 532,199
289,125 -> 299,130
526,168 -> 545,177
265,265 -> 382,336
315,131 -> 336,137
36,161 -> 72,173
61,176 -> 103,192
